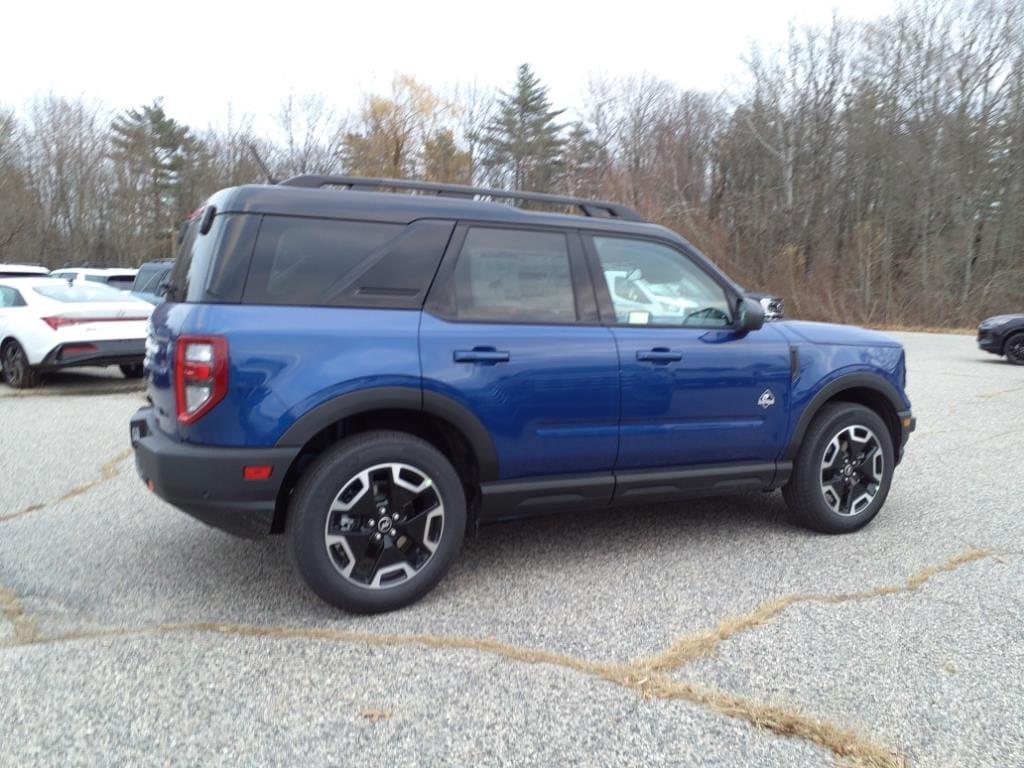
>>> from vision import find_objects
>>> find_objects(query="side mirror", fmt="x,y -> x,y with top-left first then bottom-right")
156,280 -> 170,296
736,296 -> 765,333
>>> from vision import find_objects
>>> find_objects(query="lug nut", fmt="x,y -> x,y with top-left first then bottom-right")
392,512 -> 399,521
372,532 -> 382,541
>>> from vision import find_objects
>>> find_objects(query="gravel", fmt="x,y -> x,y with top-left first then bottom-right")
1,333 -> 1021,767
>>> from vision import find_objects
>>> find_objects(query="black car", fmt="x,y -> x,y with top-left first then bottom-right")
130,260 -> 173,304
977,314 -> 1024,364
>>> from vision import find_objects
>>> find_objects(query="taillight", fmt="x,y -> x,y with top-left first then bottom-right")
174,335 -> 228,424
43,315 -> 147,329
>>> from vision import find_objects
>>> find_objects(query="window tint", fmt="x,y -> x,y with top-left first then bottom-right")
593,237 -> 732,327
452,228 -> 576,323
243,217 -> 403,306
0,286 -> 24,307
168,214 -> 258,303
106,275 -> 135,289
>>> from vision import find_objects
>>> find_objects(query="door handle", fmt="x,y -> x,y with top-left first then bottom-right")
454,347 -> 511,365
636,348 -> 683,363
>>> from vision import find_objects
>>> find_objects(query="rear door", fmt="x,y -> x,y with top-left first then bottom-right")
584,233 -> 792,475
420,224 -> 619,485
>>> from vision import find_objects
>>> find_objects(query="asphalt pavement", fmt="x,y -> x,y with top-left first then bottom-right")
1,332 -> 1021,767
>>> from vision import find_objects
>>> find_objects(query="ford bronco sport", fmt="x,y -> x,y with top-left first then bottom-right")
130,176 -> 915,613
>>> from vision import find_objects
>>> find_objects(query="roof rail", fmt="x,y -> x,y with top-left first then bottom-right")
277,175 -> 647,222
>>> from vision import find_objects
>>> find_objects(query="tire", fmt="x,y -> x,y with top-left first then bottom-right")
2,340 -> 40,389
120,363 -> 145,379
1005,332 -> 1024,365
782,403 -> 894,534
287,430 -> 466,614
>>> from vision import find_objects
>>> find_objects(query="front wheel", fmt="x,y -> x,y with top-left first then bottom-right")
1005,332 -> 1024,365
783,403 -> 894,534
287,431 -> 466,614
2,341 -> 40,389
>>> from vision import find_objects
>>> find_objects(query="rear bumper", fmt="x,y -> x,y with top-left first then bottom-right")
130,407 -> 299,538
39,339 -> 145,371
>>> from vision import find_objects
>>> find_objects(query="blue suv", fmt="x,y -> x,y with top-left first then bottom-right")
130,176 -> 915,613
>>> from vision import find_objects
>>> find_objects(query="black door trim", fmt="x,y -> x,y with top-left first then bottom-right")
479,460 -> 790,523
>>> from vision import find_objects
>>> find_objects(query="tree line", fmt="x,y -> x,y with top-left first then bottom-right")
1,0 -> 1021,327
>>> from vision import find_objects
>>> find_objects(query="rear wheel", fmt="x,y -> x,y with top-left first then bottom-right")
1005,332 -> 1024,365
287,431 -> 466,614
120,363 -> 145,379
783,403 -> 894,534
2,341 -> 39,389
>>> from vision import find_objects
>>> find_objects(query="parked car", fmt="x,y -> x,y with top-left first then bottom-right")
747,292 -> 785,320
977,313 -> 1024,364
50,267 -> 138,291
130,260 -> 173,304
0,278 -> 152,388
130,176 -> 915,614
0,264 -> 50,278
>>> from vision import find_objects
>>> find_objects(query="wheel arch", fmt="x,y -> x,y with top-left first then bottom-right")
271,386 -> 497,533
784,374 -> 905,463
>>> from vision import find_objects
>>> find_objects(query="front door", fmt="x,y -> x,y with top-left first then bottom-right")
420,225 -> 619,482
584,234 -> 792,472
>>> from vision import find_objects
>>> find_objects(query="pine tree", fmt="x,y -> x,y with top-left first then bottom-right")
562,121 -> 607,198
481,64 -> 565,193
110,100 -> 198,260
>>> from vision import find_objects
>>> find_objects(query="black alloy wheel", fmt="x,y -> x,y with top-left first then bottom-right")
2,341 -> 39,389
288,431 -> 466,614
1005,333 -> 1024,365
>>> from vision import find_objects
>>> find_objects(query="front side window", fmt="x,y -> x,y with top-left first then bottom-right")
593,237 -> 732,327
452,228 -> 576,323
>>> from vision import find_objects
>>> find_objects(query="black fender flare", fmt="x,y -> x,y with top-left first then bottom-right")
783,373 -> 906,462
275,386 -> 499,481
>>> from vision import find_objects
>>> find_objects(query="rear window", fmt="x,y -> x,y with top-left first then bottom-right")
133,265 -> 171,293
106,275 -> 135,289
168,213 -> 258,303
32,283 -> 140,303
242,217 -> 403,306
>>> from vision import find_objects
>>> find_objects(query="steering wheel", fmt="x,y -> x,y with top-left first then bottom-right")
682,306 -> 729,325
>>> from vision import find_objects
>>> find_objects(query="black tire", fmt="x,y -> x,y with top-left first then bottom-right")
2,340 -> 40,389
287,430 -> 466,614
1005,332 -> 1024,365
782,403 -> 894,534
120,363 -> 145,379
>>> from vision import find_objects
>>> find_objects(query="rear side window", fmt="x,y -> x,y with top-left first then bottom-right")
242,216 -> 452,309
451,228 -> 576,323
0,286 -> 25,307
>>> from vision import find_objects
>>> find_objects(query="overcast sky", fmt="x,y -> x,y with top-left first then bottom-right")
4,0 -> 897,130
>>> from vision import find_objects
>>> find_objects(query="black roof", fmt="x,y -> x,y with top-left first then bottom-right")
209,181 -> 673,240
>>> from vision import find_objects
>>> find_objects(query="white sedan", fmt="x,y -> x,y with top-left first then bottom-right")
0,278 -> 153,388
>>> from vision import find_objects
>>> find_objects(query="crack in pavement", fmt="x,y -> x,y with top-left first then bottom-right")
0,585 -> 38,644
635,548 -> 993,674
3,618 -> 905,768
20,547 -> 1005,767
0,448 -> 133,523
